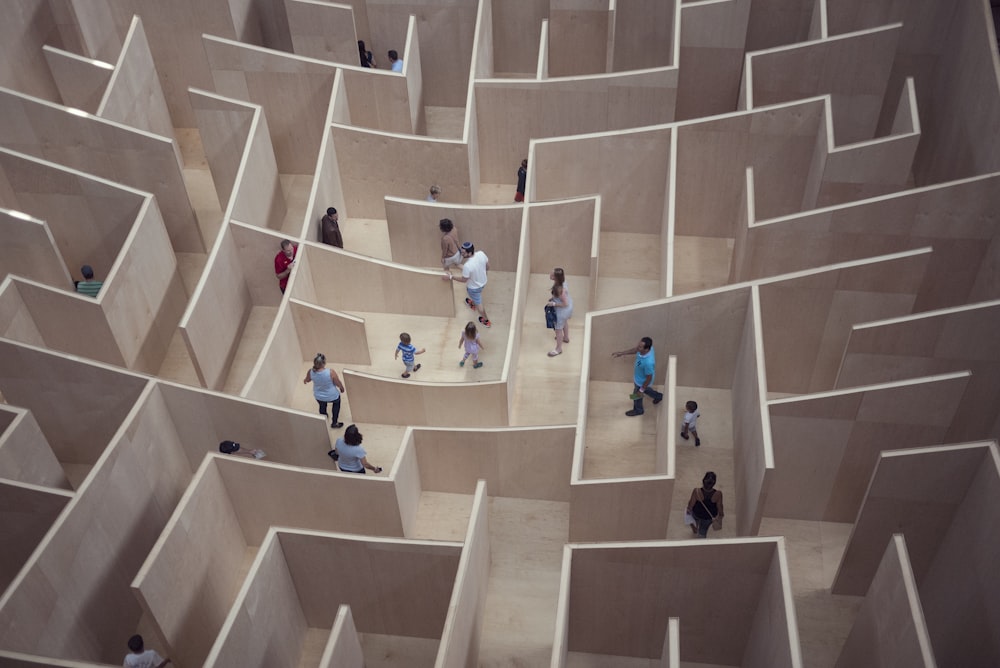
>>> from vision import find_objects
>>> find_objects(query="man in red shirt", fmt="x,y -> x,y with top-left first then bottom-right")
274,239 -> 297,293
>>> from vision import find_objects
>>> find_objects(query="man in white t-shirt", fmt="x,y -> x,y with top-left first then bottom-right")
445,241 -> 492,327
123,635 -> 170,668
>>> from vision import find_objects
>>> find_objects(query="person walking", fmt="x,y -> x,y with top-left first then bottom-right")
303,353 -> 345,428
687,471 -> 724,538
611,336 -> 663,416
546,267 -> 573,357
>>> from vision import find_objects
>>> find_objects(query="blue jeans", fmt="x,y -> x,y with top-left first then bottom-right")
632,384 -> 663,413
696,517 -> 713,537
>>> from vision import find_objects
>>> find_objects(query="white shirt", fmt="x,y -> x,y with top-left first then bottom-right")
124,649 -> 164,668
462,251 -> 489,289
683,409 -> 700,431
391,59 -> 403,72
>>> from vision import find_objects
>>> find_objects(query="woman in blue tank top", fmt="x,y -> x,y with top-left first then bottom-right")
303,353 -> 346,428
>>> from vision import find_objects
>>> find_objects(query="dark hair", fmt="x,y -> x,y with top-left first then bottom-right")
127,635 -> 144,653
388,49 -> 399,60
439,218 -> 453,233
640,336 -> 653,351
219,440 -> 240,454
358,40 -> 368,63
552,267 -> 565,286
521,158 -> 528,168
326,207 -> 337,216
461,241 -> 475,255
280,239 -> 293,250
464,321 -> 477,339
702,471 -> 717,488
81,265 -> 94,279
313,353 -> 326,369
686,400 -> 698,412
399,332 -> 411,344
344,424 -> 363,445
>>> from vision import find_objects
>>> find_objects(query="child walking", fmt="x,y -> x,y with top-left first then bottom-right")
680,400 -> 701,446
395,332 -> 425,378
458,321 -> 485,368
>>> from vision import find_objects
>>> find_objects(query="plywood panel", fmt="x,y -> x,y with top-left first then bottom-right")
290,300 -> 371,365
331,125 -> 472,219
203,35 -> 338,174
548,4 -> 608,77
611,0 -> 675,72
339,66 -> 417,135
132,457 -> 247,668
299,243 -> 456,316
767,373 -> 970,524
343,369 -> 509,427
41,45 -> 113,113
588,288 -> 750,389
277,529 -> 462,636
566,540 -> 786,664
319,605 -> 364,668
384,198 -> 523,271
0,283 -> 45,347
490,0 -> 547,75
0,0 -> 60,101
0,480 -> 72,593
0,88 -> 202,252
98,17 -> 176,144
674,99 -> 824,238
205,533 -> 309,668
0,406 -> 70,489
285,0 -> 358,65
917,447 -> 1000,668
533,126 -> 672,235
156,381 -> 330,471
835,534 -> 935,668
569,477 -> 673,542
436,480 -> 490,668
190,89 -> 255,211
0,148 -> 145,284
676,0 -> 750,120
0,383 -> 193,664
413,427 -> 574,501
0,213 -> 71,289
0,340 -> 147,464
741,545 -> 801,668
528,197 -> 598,275
180,230 -> 253,390
230,109 -> 287,230
476,69 -> 677,184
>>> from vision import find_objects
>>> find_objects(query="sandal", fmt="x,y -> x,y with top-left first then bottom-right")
401,373 -> 410,378
413,364 -> 421,373
547,350 -> 561,357
473,361 -> 483,369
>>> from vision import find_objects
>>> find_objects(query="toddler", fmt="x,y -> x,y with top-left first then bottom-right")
458,321 -> 485,368
680,400 -> 701,446
395,332 -> 425,378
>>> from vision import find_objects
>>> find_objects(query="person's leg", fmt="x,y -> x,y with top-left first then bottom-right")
697,517 -> 712,538
691,428 -> 700,446
643,385 -> 663,405
549,326 -> 563,355
330,398 -> 342,428
317,400 -> 328,419
402,361 -> 413,378
460,352 -> 469,366
627,384 -> 644,416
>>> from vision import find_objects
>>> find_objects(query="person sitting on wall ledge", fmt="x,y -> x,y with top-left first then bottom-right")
75,264 -> 103,298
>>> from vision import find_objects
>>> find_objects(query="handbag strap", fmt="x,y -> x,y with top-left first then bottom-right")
696,489 -> 717,520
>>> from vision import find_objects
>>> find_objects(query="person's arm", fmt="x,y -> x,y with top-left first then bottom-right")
394,346 -> 400,360
329,368 -> 346,393
458,334 -> 464,348
415,347 -> 426,355
714,491 -> 724,518
548,292 -> 568,308
333,227 -> 343,249
359,456 -> 382,473
681,414 -> 690,437
448,274 -> 469,283
612,345 -> 639,358
156,658 -> 171,668
303,369 -> 312,384
686,488 -> 698,513
276,258 -> 294,280
477,336 -> 485,351
640,373 -> 653,392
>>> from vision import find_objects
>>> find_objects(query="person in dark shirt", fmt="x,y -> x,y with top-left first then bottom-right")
321,207 -> 343,248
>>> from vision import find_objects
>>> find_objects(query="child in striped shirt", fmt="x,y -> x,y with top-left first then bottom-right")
395,332 -> 426,378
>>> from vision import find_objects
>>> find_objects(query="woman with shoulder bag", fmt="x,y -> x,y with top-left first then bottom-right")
687,471 -> 723,538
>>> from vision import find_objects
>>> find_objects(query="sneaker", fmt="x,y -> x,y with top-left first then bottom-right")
625,409 -> 644,417
401,373 -> 410,378
465,297 -> 477,310
459,359 -> 465,367
473,361 -> 483,369
331,422 -> 344,429
479,317 -> 491,328
652,395 -> 662,405
695,438 -> 701,447
680,432 -> 689,440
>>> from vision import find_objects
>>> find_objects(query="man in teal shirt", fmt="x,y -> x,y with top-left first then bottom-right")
612,336 -> 663,416
75,265 -> 103,298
